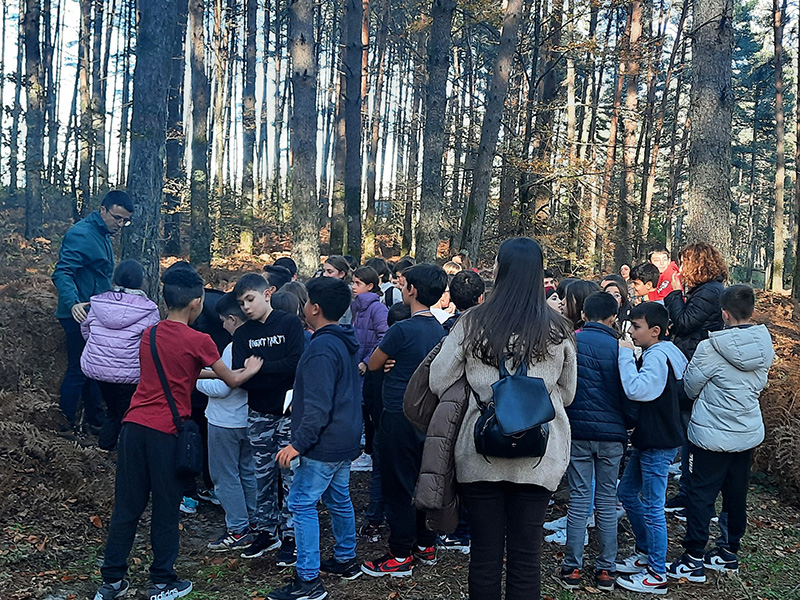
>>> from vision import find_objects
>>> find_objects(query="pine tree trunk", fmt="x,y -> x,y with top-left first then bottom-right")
164,1 -> 187,256
91,0 -> 108,193
240,0 -> 257,254
616,0 -> 642,268
460,0 -> 523,260
122,0 -> 181,300
189,0 -> 211,265
793,33 -> 800,299
331,74 -> 346,254
343,0 -> 363,260
417,0 -> 456,262
597,12 -> 625,272
23,0 -> 44,238
117,0 -> 133,185
77,0 -> 92,213
363,1 -> 389,259
402,33 -> 425,255
289,0 -> 320,276
770,0 -> 787,291
685,0 -> 733,259
10,10 -> 23,196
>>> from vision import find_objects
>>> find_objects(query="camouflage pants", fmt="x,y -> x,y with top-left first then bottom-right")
247,410 -> 294,537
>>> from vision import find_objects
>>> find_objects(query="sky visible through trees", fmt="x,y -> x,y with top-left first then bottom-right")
3,0 -> 800,297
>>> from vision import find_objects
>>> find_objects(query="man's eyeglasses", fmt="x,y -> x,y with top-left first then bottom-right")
105,209 -> 132,226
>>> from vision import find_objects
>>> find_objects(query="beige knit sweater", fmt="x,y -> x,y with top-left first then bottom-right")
428,319 -> 577,491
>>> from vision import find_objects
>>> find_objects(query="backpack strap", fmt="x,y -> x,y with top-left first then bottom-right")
149,324 -> 184,433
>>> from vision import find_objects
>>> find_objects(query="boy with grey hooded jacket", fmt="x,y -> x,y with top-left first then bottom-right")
667,284 -> 774,583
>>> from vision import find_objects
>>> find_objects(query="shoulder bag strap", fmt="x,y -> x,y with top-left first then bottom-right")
149,324 -> 184,433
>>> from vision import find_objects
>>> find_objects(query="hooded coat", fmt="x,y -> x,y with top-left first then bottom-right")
290,324 -> 363,463
80,289 -> 160,384
685,325 -> 774,453
350,292 -> 389,363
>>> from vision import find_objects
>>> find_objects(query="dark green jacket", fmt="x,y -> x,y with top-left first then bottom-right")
52,211 -> 114,319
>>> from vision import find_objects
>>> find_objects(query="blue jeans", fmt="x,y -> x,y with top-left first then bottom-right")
59,317 -> 104,426
617,447 -> 677,574
208,424 -> 257,534
287,457 -> 357,581
565,440 -> 624,571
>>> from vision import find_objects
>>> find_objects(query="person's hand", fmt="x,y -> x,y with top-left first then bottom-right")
277,443 -> 300,469
244,356 -> 264,373
358,362 -> 367,375
383,359 -> 396,373
671,271 -> 682,292
71,302 -> 90,323
619,339 -> 635,351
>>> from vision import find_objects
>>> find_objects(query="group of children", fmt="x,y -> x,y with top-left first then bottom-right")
86,246 -> 773,600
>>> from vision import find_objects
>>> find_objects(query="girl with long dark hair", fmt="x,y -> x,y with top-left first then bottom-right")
428,237 -> 577,600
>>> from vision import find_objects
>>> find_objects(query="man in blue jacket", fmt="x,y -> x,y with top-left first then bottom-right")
272,276 -> 363,600
51,190 -> 134,432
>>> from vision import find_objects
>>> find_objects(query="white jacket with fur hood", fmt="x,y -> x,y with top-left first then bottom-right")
685,324 -> 774,453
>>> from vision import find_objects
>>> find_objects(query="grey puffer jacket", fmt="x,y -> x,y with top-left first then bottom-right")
685,325 -> 774,453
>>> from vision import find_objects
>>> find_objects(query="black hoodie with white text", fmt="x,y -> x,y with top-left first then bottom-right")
232,309 -> 304,415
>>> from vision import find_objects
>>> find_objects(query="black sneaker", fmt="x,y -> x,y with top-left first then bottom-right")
267,576 -> 327,600
147,579 -> 193,600
93,579 -> 130,600
357,522 -> 381,542
664,494 -> 687,513
672,508 -> 688,522
595,569 -> 616,592
552,566 -> 581,590
241,531 -> 281,559
704,547 -> 739,572
667,553 -> 706,582
276,537 -> 297,567
320,556 -> 362,580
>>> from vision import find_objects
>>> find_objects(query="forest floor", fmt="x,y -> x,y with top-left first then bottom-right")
1,208 -> 800,600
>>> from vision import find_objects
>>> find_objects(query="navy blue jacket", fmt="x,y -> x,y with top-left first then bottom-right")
566,322 -> 628,443
291,324 -> 363,463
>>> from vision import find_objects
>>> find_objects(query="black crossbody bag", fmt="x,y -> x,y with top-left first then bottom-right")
149,324 -> 204,477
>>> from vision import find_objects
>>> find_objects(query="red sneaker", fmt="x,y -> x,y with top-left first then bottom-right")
361,553 -> 414,578
412,545 -> 438,566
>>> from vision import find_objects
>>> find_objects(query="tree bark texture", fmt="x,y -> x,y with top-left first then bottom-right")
240,0 -> 257,254
122,0 -> 180,300
289,0 -> 320,277
770,0 -> 787,291
686,0 -> 733,259
23,0 -> 44,238
460,0 -> 524,260
189,0 -> 211,265
78,0 -> 92,213
417,0 -> 456,262
343,0 -> 363,260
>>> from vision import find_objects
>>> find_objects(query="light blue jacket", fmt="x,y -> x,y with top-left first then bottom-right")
685,325 -> 774,452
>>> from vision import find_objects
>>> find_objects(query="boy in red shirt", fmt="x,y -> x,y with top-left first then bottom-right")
648,247 -> 680,302
94,262 -> 262,600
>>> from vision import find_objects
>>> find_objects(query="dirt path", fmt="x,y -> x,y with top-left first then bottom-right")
5,467 -> 800,600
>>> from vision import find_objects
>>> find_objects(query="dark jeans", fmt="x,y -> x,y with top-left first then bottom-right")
683,444 -> 752,556
96,381 -> 137,451
59,317 -> 104,426
378,410 -> 436,557
461,480 -> 551,600
101,422 -> 183,584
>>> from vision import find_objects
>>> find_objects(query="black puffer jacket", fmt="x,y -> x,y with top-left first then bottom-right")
664,277 -> 725,360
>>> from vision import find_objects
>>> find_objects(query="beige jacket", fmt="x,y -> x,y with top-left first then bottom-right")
428,319 -> 577,491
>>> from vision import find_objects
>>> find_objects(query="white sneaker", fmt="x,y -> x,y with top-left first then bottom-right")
616,551 -> 649,574
350,452 -> 373,472
668,461 -> 682,475
544,528 -> 588,546
544,515 -> 567,532
616,569 -> 667,595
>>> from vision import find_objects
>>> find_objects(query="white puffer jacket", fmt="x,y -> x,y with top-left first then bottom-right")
685,325 -> 774,453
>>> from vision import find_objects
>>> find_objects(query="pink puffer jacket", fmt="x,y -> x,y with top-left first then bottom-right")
80,290 -> 160,384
